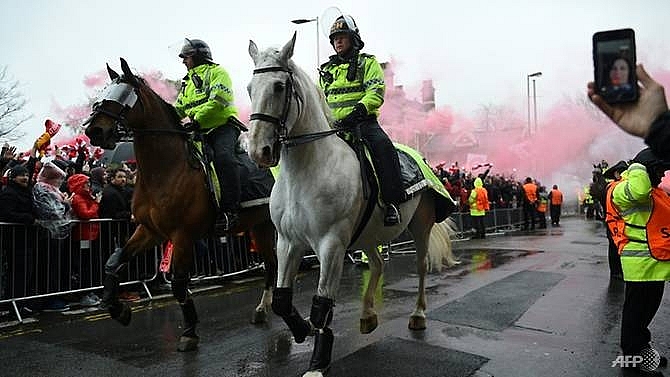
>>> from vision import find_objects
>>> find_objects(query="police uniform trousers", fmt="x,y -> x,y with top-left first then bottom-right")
205,124 -> 241,212
360,118 -> 403,205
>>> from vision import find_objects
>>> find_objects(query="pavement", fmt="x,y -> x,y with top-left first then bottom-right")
1,216 -> 668,377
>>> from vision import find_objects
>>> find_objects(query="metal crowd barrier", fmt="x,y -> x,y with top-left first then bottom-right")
0,219 -> 266,322
0,206 -> 534,323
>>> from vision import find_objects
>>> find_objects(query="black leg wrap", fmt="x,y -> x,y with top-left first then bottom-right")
101,273 -> 120,310
171,276 -> 190,303
309,327 -> 334,372
272,288 -> 312,343
180,299 -> 199,337
310,295 -> 334,329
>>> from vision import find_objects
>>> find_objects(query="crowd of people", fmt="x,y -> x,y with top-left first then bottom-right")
0,140 -> 134,311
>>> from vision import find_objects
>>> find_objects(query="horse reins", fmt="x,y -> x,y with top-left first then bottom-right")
250,66 -> 339,148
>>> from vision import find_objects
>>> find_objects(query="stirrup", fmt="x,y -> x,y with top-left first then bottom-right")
216,211 -> 239,233
384,204 -> 401,226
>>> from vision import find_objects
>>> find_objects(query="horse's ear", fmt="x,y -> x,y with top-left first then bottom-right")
107,64 -> 120,80
248,40 -> 259,65
279,32 -> 297,64
120,58 -> 140,86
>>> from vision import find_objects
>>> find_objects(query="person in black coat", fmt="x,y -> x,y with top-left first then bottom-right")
0,164 -> 37,300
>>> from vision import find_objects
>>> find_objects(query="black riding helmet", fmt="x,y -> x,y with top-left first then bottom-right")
179,38 -> 214,64
632,147 -> 670,186
329,15 -> 364,50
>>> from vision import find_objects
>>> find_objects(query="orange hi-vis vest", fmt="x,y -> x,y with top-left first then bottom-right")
605,181 -> 670,261
475,187 -> 490,211
550,189 -> 563,205
523,182 -> 537,203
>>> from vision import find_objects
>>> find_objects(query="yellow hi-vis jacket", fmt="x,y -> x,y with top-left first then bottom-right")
318,53 -> 385,121
605,163 -> 670,281
174,63 -> 238,131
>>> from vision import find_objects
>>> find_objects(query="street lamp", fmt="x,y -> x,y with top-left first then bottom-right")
291,17 -> 320,71
526,71 -> 542,136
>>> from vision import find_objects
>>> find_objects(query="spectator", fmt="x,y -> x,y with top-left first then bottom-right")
0,164 -> 37,301
602,161 -> 628,281
32,161 -> 72,311
67,173 -> 102,306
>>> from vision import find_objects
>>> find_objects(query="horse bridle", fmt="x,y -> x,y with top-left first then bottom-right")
84,78 -> 189,141
250,66 -> 339,148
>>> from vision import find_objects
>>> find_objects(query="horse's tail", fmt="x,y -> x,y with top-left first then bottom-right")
426,218 -> 460,272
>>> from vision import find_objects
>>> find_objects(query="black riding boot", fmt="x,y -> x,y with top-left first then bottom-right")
208,126 -> 241,233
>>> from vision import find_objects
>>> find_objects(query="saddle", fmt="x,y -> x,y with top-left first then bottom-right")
340,133 -> 456,223
187,134 -> 274,211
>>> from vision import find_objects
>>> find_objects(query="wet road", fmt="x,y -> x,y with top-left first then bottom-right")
1,216 -> 668,377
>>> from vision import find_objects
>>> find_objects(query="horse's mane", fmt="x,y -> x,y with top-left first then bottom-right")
125,74 -> 182,126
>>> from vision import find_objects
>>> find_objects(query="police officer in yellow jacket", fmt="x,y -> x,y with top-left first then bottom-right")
318,15 -> 403,226
175,38 -> 243,231
606,147 -> 670,373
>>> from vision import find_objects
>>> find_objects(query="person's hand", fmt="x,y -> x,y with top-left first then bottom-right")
182,119 -> 200,131
588,64 -> 668,138
3,145 -> 16,160
94,192 -> 102,203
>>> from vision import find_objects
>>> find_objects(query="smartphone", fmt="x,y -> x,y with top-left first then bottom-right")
593,28 -> 637,103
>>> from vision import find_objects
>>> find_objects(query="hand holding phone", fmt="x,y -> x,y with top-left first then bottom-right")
593,28 -> 638,104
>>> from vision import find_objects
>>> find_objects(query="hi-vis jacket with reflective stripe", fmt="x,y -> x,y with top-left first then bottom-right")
318,53 -> 385,121
605,163 -> 670,281
175,64 -> 238,131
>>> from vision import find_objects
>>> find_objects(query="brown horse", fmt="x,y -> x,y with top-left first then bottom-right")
84,58 -> 277,352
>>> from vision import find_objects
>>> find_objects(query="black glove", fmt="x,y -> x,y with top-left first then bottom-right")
337,103 -> 367,129
183,120 -> 200,132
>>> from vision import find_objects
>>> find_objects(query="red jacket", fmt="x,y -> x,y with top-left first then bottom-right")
68,174 -> 100,241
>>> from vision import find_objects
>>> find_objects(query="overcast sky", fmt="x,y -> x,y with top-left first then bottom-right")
2,0 -> 669,150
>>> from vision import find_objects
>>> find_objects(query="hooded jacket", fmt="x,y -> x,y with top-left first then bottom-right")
468,177 -> 490,216
67,173 -> 99,241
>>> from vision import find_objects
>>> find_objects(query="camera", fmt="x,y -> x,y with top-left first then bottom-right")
592,28 -> 638,103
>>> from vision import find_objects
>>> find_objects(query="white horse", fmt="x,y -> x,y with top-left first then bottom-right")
247,33 -> 457,376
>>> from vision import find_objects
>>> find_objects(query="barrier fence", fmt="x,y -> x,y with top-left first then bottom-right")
1,206 -> 536,323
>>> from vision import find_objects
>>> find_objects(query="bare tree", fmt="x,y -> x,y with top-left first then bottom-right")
0,66 -> 31,140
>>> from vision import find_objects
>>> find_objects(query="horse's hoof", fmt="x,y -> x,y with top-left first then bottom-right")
408,315 -> 426,331
360,315 -> 378,334
302,367 -> 328,377
117,303 -> 132,326
177,335 -> 199,352
251,309 -> 268,324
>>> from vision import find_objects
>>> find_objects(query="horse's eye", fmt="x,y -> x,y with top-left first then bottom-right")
274,81 -> 285,93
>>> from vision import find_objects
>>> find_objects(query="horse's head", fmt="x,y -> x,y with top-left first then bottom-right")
246,33 -> 299,168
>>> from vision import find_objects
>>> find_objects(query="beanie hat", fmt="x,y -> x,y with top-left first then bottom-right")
8,164 -> 29,179
37,161 -> 66,184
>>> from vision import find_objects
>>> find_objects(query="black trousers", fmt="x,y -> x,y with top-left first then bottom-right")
206,125 -> 241,211
549,204 -> 561,224
472,215 -> 485,238
522,202 -> 536,230
621,281 -> 665,355
360,119 -> 403,205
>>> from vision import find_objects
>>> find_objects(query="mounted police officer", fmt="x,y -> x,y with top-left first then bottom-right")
175,38 -> 244,232
318,15 -> 403,226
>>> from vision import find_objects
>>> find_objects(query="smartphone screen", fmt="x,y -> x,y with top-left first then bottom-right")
593,28 -> 638,103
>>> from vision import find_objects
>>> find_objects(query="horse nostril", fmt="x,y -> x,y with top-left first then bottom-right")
86,127 -> 102,143
262,145 -> 272,160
